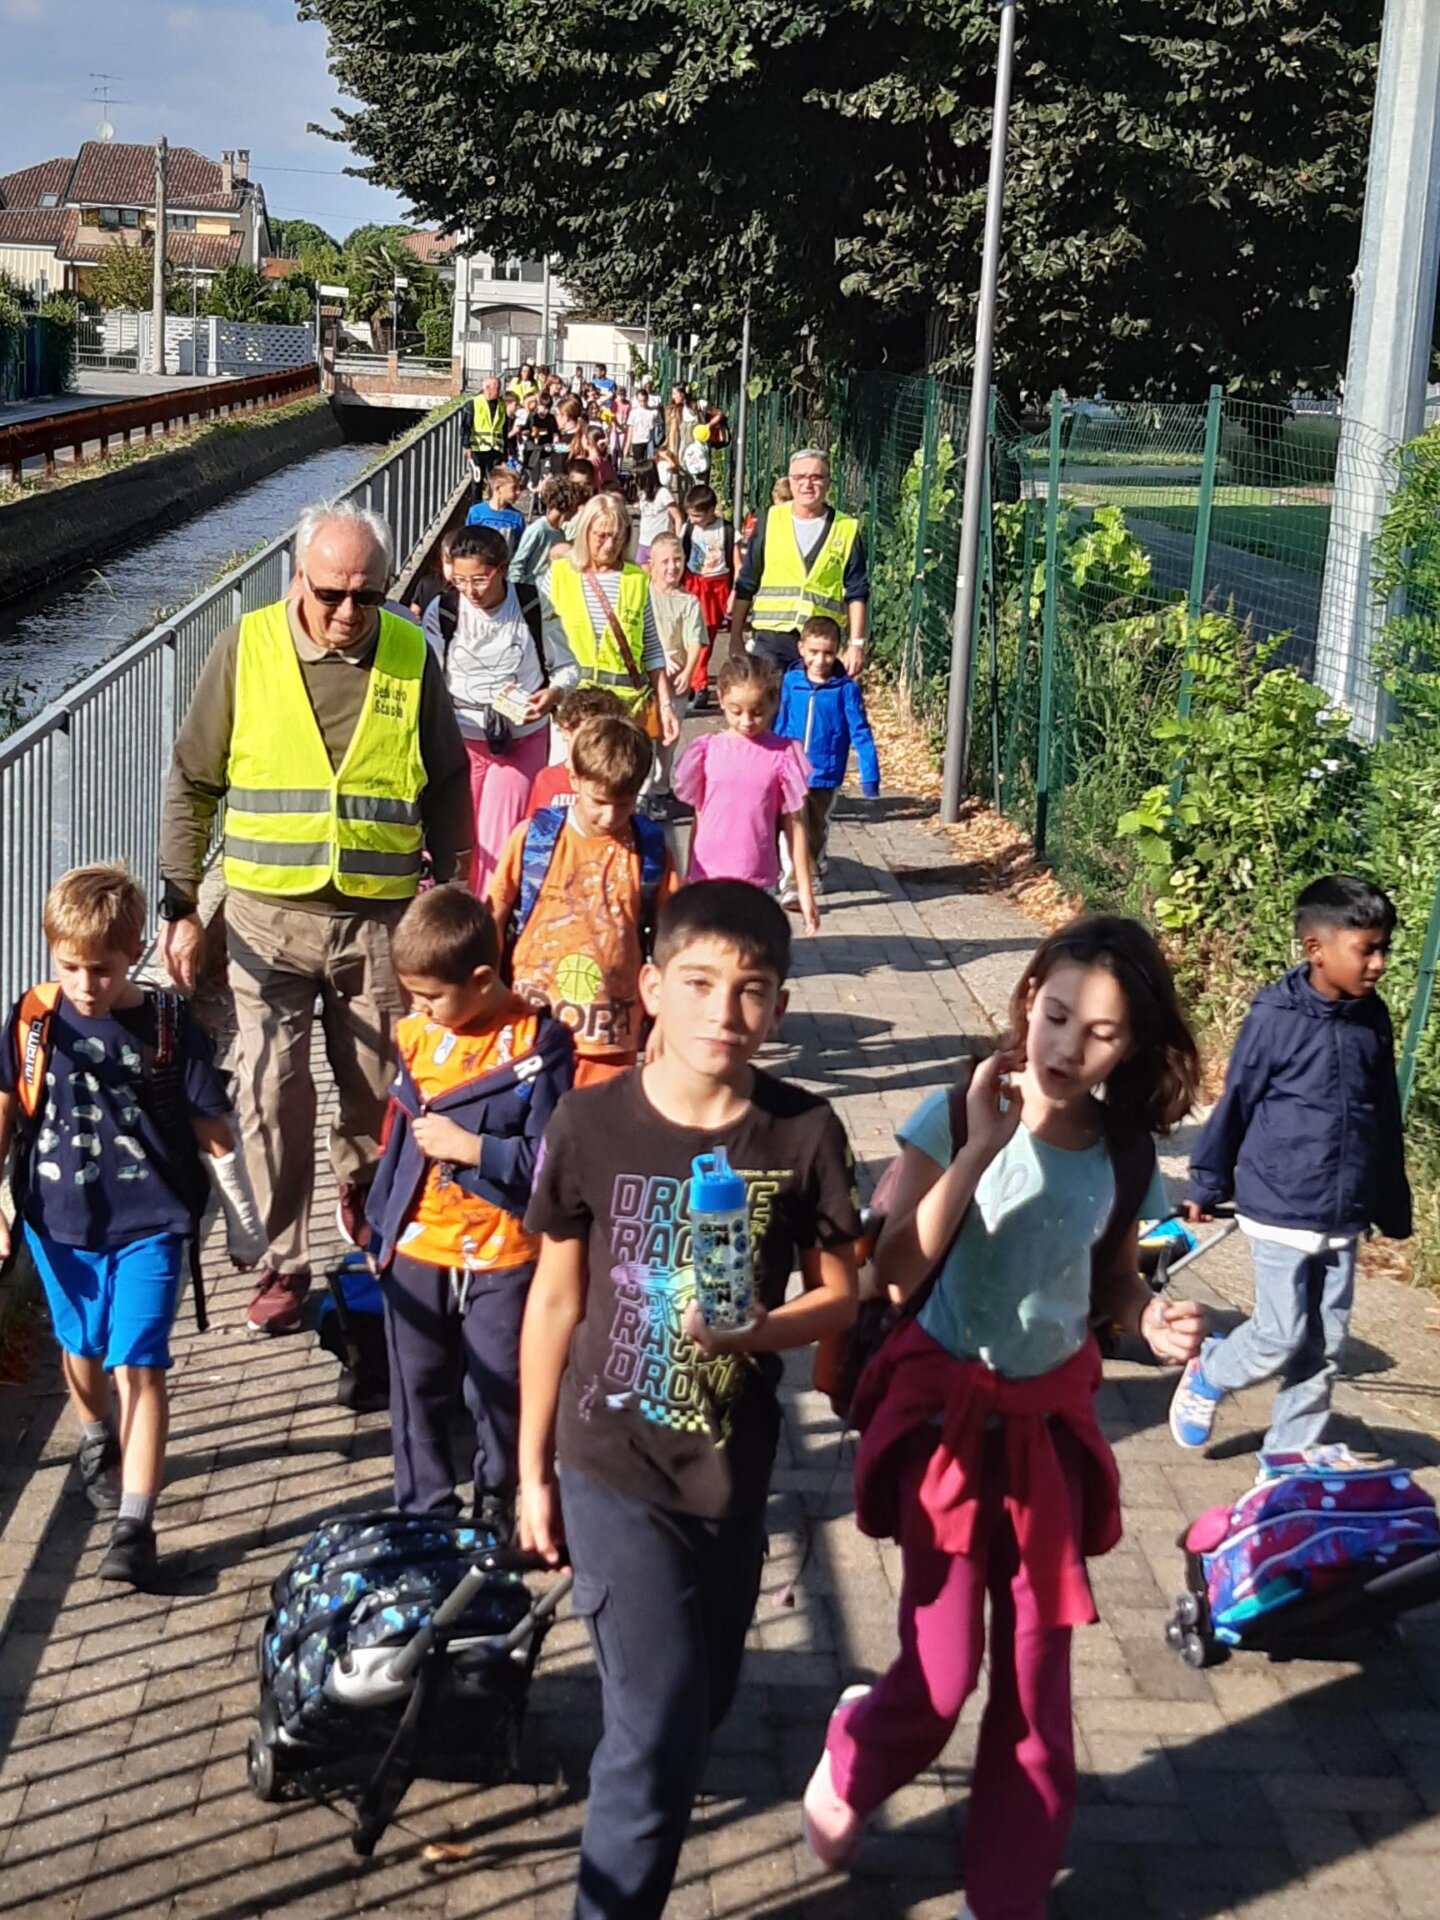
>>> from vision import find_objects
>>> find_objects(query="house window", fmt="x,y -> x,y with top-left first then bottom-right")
519,259 -> 543,283
167,213 -> 196,231
96,207 -> 119,229
120,209 -> 140,229
39,192 -> 58,208
493,258 -> 524,282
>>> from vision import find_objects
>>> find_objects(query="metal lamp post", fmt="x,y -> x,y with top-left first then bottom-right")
941,0 -> 1019,822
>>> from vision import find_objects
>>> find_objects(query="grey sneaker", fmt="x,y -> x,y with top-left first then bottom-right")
77,1430 -> 121,1512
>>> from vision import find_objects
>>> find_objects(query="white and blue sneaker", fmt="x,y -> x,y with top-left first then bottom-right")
1169,1339 -> 1226,1449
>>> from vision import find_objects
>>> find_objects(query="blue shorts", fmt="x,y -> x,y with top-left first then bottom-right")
24,1226 -> 186,1370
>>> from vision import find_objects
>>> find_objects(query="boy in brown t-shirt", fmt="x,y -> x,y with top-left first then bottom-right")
489,715 -> 678,1088
518,880 -> 860,1919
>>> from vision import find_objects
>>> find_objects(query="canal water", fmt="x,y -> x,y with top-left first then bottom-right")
0,437 -> 386,720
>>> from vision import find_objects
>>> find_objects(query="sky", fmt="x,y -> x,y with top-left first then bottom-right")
0,0 -> 413,243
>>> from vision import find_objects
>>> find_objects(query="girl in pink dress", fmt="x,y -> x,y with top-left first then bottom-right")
674,654 -> 820,933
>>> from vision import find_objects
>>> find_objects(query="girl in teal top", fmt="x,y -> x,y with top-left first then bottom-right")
804,916 -> 1209,1920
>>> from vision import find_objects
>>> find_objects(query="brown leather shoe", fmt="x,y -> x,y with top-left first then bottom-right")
246,1269 -> 310,1335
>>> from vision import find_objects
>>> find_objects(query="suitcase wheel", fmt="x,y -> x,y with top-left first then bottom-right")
1180,1628 -> 1213,1669
247,1724 -> 282,1802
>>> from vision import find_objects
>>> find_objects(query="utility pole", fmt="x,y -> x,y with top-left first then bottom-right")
941,0 -> 1018,823
1314,0 -> 1440,740
732,294 -> 752,534
541,256 -> 552,364
150,135 -> 167,376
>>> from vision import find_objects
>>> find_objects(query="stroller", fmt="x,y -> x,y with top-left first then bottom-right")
247,1513 -> 572,1854
1165,1449 -> 1440,1667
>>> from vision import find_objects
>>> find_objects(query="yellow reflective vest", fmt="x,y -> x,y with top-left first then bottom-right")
469,393 -> 507,453
222,601 -> 428,901
751,503 -> 859,634
548,560 -> 652,716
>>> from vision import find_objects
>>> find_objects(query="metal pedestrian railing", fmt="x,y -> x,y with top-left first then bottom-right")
0,399 -> 467,1011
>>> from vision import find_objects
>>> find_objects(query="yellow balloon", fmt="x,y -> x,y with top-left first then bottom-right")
693,423 -> 710,443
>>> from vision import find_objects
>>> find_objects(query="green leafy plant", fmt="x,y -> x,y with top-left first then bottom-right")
1117,618 -> 1360,963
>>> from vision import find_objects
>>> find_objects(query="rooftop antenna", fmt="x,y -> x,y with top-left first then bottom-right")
89,73 -> 129,140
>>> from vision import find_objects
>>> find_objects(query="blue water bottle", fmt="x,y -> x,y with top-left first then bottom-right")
689,1147 -> 755,1332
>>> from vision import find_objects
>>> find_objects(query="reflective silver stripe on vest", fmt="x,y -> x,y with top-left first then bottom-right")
227,787 -> 332,813
335,794 -> 423,826
336,848 -> 424,878
224,836 -> 329,866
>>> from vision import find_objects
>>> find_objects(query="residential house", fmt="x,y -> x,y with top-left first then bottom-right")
451,251 -> 645,384
0,143 -> 271,300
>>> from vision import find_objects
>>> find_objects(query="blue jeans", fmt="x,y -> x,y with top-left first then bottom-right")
1204,1233 -> 1357,1451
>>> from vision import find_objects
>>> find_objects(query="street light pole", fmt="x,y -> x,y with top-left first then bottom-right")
941,0 -> 1018,822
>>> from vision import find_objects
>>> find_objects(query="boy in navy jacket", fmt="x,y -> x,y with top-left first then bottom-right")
775,616 -> 880,906
367,886 -> 573,1530
1170,875 -> 1411,1456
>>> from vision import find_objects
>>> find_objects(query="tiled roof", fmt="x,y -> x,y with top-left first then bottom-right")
0,207 -> 72,250
167,231 -> 243,270
67,142 -> 247,214
0,159 -> 75,210
261,256 -> 304,279
401,231 -> 456,264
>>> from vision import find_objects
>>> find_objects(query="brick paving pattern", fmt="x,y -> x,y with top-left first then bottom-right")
1,787 -> 1438,1917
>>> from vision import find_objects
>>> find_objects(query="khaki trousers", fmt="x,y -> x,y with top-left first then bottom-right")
225,890 -> 406,1275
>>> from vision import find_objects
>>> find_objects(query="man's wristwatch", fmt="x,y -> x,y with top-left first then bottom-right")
157,896 -> 197,923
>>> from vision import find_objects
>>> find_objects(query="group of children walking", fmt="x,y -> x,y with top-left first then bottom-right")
0,560 -> 1414,1915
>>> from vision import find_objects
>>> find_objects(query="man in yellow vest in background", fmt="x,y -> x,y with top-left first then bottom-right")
158,502 -> 472,1335
467,374 -> 508,502
728,447 -> 869,677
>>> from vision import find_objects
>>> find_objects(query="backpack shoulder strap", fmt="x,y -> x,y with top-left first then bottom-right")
15,983 -> 61,1121
516,808 -> 566,943
514,582 -> 550,684
631,816 -> 667,961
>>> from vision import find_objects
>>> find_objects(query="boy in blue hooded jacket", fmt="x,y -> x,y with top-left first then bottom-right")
367,885 -> 573,1530
1170,875 -> 1411,1457
775,616 -> 880,906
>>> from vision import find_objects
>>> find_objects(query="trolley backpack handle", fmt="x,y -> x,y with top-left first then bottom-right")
1150,1206 -> 1238,1291
380,1560 -> 574,1687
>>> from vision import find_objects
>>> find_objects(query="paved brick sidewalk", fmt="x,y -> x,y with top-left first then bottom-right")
1,789 -> 1439,1918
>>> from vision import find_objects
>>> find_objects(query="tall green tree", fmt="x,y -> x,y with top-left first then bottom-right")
342,229 -> 436,348
90,239 -> 163,313
268,217 -> 345,284
302,0 -> 1386,401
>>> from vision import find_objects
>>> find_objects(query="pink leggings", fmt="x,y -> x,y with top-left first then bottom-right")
465,727 -> 550,896
827,1438 -> 1080,1920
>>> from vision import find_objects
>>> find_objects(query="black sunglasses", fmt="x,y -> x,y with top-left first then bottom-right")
306,584 -> 387,608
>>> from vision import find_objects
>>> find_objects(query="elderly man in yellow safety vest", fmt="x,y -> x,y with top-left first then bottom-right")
468,375 -> 509,501
728,446 -> 869,677
157,501 -> 472,1336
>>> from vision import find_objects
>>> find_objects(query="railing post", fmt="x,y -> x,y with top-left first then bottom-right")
1034,392 -> 1064,859
1398,863 -> 1440,1116
904,375 -> 939,696
1178,384 -> 1223,723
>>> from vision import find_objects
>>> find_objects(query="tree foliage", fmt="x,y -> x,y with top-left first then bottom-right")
90,239 -> 163,313
302,0 -> 1384,401
269,217 -> 345,284
342,229 -> 438,346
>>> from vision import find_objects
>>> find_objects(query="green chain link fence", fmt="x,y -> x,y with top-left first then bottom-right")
717,367 -> 1440,1273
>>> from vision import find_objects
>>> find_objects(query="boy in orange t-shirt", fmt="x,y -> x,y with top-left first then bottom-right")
365,887 -> 574,1529
491,715 -> 678,1088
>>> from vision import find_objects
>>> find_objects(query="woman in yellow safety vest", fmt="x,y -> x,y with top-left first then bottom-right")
544,494 -> 681,753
